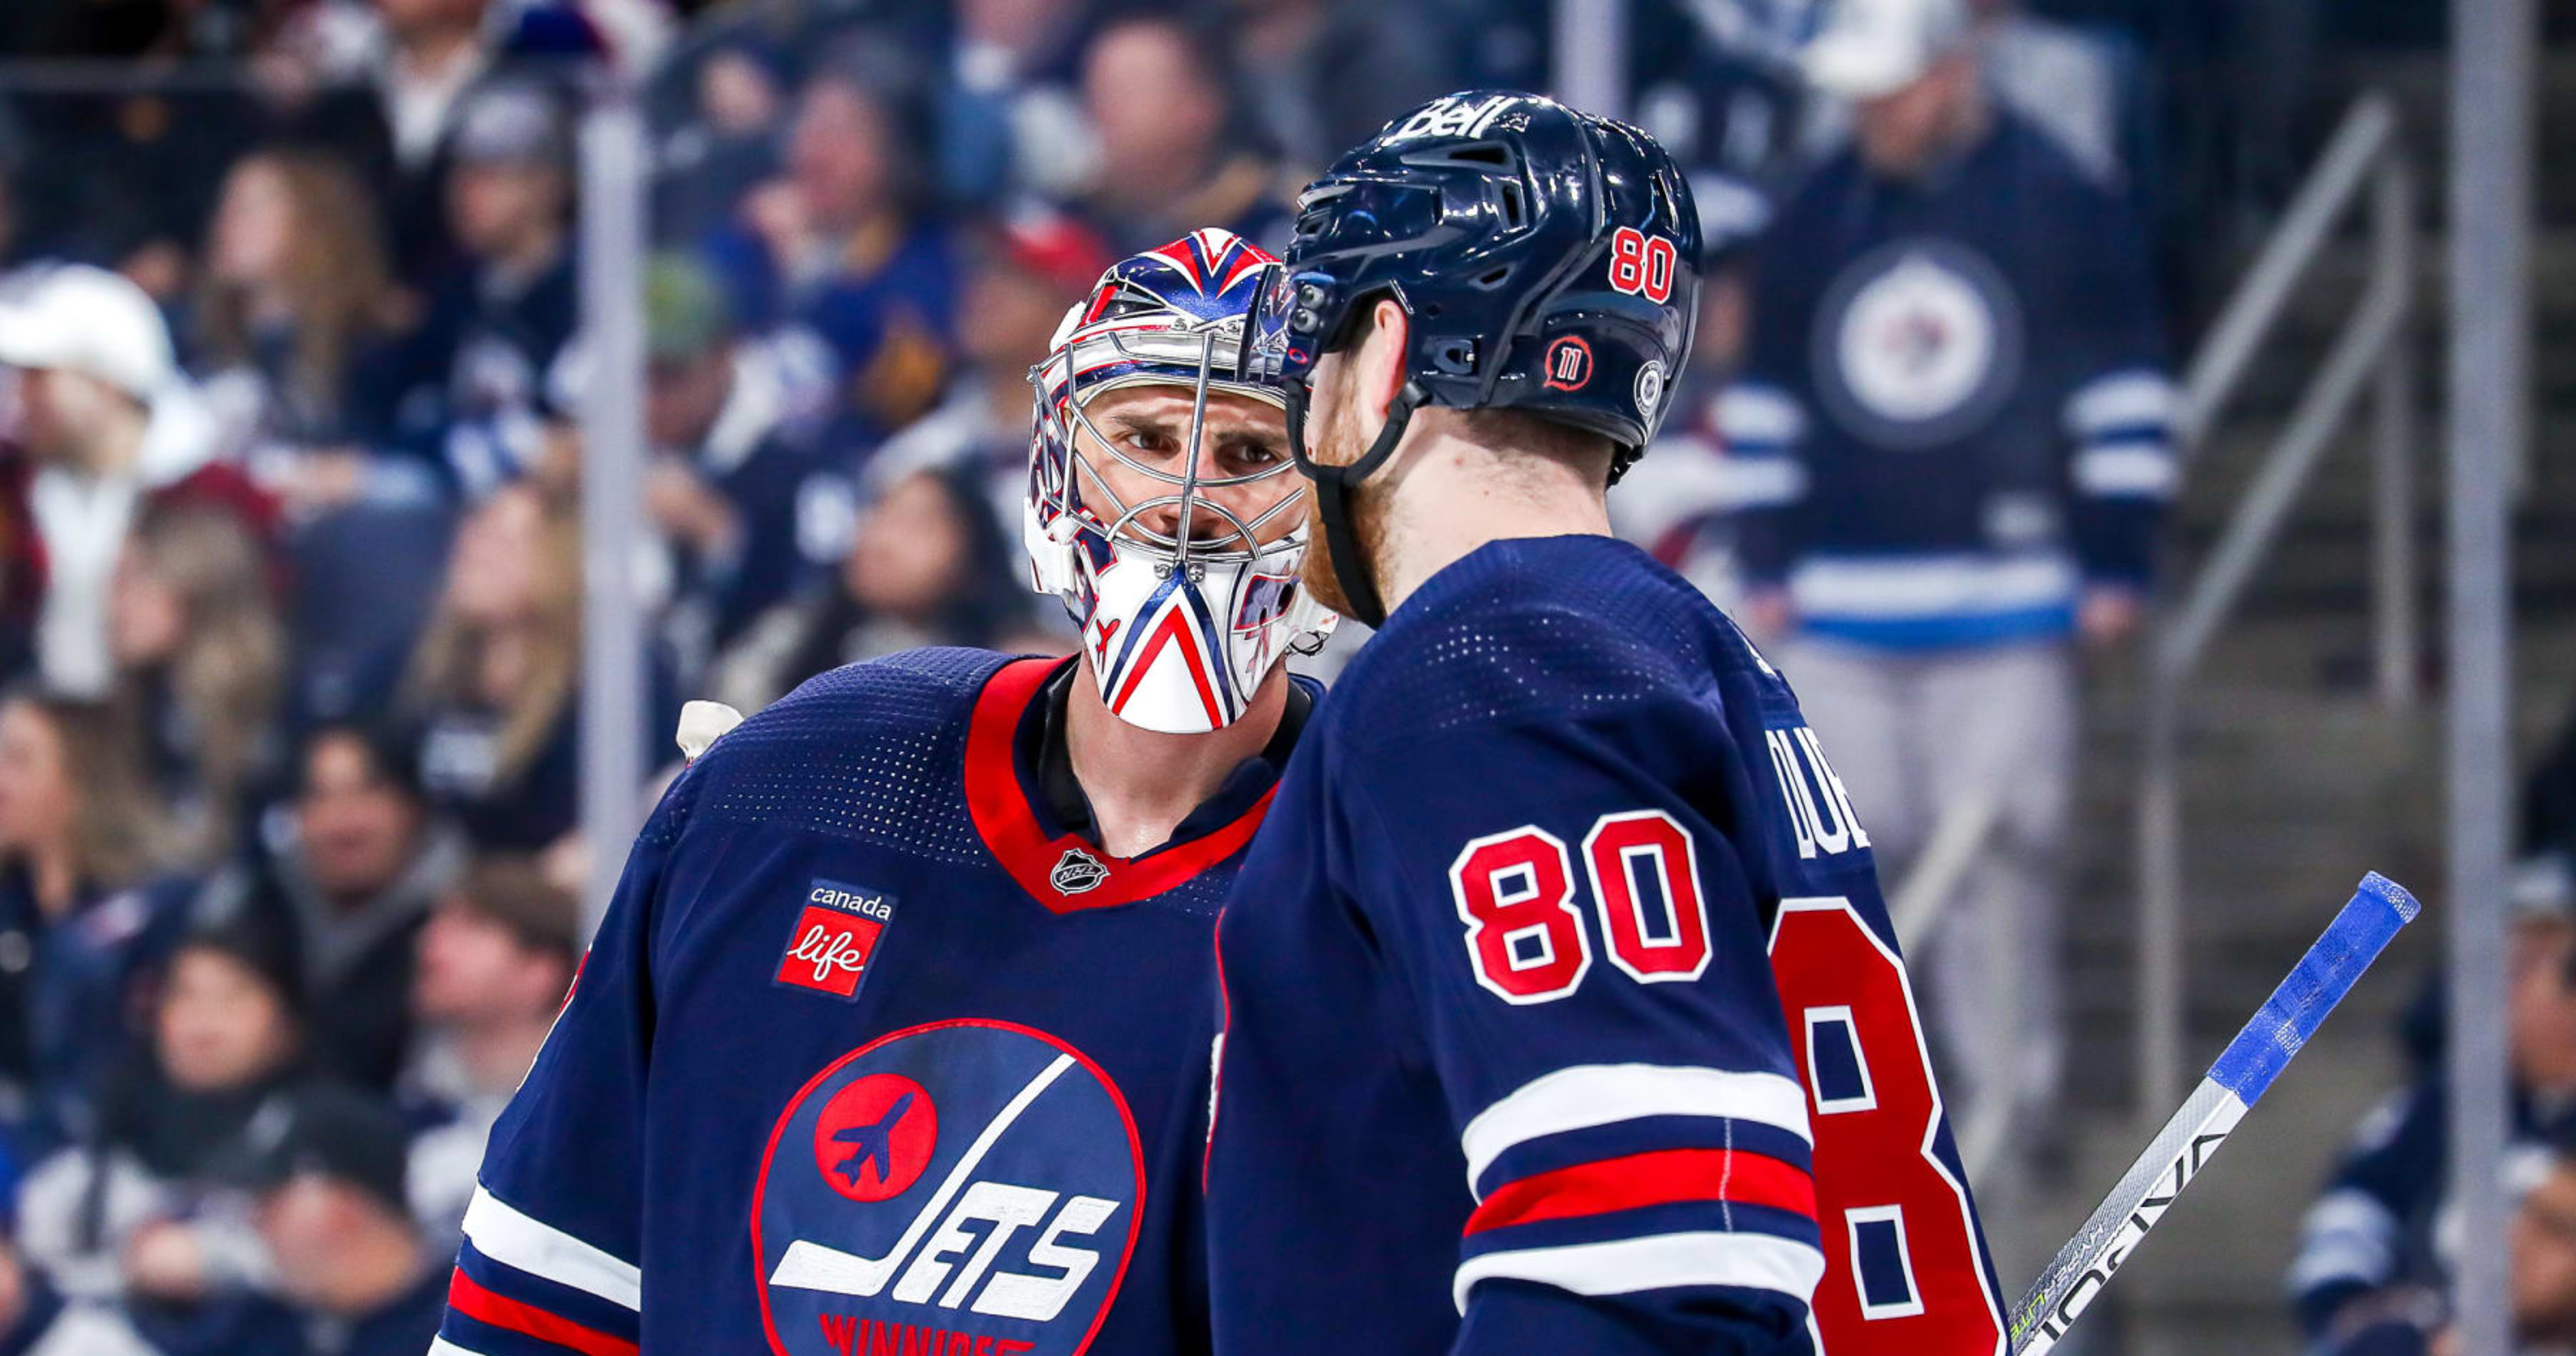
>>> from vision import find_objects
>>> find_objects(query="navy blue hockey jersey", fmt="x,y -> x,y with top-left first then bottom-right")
1204,536 -> 2006,1355
434,649 -> 1300,1356
1721,111 -> 2175,650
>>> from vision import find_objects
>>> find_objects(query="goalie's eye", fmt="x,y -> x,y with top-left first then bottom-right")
1121,428 -> 1178,457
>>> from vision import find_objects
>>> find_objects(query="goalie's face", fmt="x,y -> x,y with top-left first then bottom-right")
1023,228 -> 1341,735
1067,382 -> 1302,554
1029,372 -> 1333,736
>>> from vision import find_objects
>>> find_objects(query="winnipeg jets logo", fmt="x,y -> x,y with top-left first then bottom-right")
1051,850 -> 1110,896
754,1022 -> 1146,1356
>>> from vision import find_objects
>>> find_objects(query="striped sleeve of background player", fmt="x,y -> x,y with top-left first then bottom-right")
1343,711 -> 1824,1351
2058,182 -> 2177,589
2288,1081 -> 2442,1339
433,774 -> 693,1356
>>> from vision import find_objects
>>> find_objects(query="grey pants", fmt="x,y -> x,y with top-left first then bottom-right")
1777,637 -> 2079,1132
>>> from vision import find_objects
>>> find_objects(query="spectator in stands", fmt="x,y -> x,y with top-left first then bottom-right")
2498,1138 -> 2576,1356
2306,1123 -> 2576,1356
1969,0 -> 2126,186
1226,0 -> 1456,173
319,0 -> 500,287
195,723 -> 465,1092
396,79 -> 581,500
711,45 -> 956,444
713,464 -> 1045,711
235,1085 -> 448,1356
402,482 -> 584,852
110,503 -> 289,869
868,210 -> 1112,540
2290,866 -> 2576,1348
0,694 -> 188,1156
15,917 -> 306,1315
653,37 -> 790,247
1078,14 -> 1293,256
195,148 -> 424,515
640,253 -> 834,671
402,856 -> 578,1247
1723,0 -> 2175,1144
942,0 -> 1094,206
0,264 -> 274,700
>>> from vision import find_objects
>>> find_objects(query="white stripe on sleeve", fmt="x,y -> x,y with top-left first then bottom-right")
1716,456 -> 1809,509
1787,555 -> 2079,623
1459,1064 -> 1812,1197
1453,1231 -> 1828,1314
462,1185 -> 643,1311
2287,1187 -> 2400,1292
1716,385 -> 1808,448
2066,370 -> 2177,437
2074,442 -> 2179,498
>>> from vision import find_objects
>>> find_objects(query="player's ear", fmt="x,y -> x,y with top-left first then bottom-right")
1360,297 -> 1411,424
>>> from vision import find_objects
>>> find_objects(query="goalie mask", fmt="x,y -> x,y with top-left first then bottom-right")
1025,229 -> 1337,735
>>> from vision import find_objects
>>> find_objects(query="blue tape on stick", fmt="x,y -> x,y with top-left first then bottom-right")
2206,873 -> 2421,1104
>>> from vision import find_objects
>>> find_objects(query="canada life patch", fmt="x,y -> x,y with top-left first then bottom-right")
777,881 -> 899,1001
754,1020 -> 1145,1356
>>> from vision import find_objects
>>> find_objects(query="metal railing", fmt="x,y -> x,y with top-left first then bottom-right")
2135,93 -> 2420,1110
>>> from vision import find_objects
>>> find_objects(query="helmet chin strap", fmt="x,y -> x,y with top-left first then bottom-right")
1288,380 -> 1426,631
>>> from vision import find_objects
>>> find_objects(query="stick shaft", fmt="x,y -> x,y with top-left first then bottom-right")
2010,1082 -> 2244,1353
2007,874 -> 2421,1352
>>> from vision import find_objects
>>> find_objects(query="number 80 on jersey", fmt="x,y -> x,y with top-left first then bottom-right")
1449,810 -> 1712,1004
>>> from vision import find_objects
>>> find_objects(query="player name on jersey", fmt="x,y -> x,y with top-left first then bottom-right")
1764,725 -> 1872,859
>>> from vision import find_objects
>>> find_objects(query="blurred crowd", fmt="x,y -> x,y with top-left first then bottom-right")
2284,704 -> 2576,1356
0,0 -> 2169,1349
0,3 -> 1561,1349
0,0 -> 2495,1352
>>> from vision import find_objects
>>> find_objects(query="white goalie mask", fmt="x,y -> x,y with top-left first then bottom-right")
1024,229 -> 1337,734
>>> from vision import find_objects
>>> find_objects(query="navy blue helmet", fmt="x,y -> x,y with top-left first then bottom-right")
1245,90 -> 1704,624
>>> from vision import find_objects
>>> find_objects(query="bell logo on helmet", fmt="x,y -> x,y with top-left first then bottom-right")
1382,92 -> 1518,144
1263,89 -> 1704,620
1543,336 -> 1594,392
1051,850 -> 1110,895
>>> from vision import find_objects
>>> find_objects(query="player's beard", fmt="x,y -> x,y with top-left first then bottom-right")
1294,380 -> 1391,622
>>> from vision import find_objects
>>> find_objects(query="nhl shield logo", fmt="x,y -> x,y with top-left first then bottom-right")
754,1020 -> 1145,1356
1051,850 -> 1110,895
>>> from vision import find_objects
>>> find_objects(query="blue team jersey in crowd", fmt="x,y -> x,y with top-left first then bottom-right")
434,648 -> 1302,1356
1205,536 -> 2008,1355
1723,111 -> 2176,650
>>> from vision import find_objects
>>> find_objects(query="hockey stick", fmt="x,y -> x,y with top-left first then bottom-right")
2007,872 -> 2423,1355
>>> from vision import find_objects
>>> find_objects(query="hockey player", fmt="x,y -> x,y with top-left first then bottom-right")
1205,93 -> 2006,1353
431,228 -> 1335,1356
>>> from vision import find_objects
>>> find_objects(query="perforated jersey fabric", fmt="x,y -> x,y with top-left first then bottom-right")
1325,532 -> 1734,743
691,645 -> 1005,864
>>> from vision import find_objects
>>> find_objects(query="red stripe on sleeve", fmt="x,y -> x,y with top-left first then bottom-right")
1464,1147 -> 1817,1237
447,1267 -> 641,1356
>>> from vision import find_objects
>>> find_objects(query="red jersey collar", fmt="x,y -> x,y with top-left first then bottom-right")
963,657 -> 1278,913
